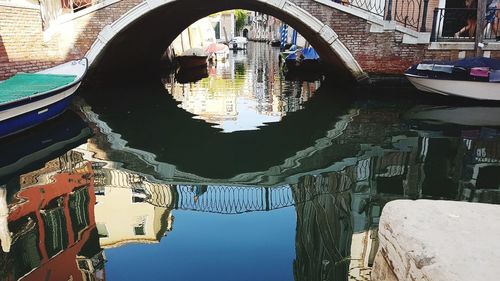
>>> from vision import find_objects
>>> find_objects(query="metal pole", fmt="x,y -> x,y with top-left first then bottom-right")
430,8 -> 439,41
475,0 -> 487,56
265,187 -> 270,211
385,0 -> 393,21
420,0 -> 430,32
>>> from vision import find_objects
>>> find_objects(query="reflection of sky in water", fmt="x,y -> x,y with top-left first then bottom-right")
214,98 -> 282,132
105,208 -> 296,281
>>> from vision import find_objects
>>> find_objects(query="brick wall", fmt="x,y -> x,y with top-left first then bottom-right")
0,4 -> 59,79
0,0 -> 141,80
293,0 -> 499,74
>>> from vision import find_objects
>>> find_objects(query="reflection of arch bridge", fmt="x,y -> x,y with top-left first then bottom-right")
3,0 -> 493,81
89,162 -> 353,214
91,164 -> 297,213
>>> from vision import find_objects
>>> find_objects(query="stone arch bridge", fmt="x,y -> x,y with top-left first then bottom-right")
0,0 -> 499,81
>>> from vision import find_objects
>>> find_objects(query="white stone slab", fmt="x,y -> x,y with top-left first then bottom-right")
375,200 -> 500,281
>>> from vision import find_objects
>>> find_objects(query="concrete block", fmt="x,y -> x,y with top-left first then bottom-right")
372,200 -> 500,281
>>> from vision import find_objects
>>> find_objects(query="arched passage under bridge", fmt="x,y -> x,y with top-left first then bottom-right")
86,0 -> 368,81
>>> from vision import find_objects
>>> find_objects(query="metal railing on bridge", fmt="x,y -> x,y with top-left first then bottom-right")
338,0 -> 431,31
340,0 -> 500,40
430,8 -> 500,42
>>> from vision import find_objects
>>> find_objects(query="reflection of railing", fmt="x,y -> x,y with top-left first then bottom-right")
431,8 -> 500,42
176,185 -> 294,214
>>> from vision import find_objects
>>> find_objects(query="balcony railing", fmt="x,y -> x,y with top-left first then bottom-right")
431,8 -> 500,42
40,0 -> 103,29
341,0 -> 431,31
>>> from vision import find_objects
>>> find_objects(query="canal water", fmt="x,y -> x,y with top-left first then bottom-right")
1,42 -> 499,280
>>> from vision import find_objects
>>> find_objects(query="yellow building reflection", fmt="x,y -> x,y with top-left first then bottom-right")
93,167 -> 176,248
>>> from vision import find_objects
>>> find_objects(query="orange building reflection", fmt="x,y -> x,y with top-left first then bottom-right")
2,158 -> 105,281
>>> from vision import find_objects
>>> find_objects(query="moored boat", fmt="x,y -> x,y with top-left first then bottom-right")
270,39 -> 281,47
229,36 -> 248,50
282,47 -> 322,74
405,57 -> 500,101
176,48 -> 209,69
0,58 -> 88,138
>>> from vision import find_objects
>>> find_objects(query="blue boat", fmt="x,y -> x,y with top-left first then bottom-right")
0,58 -> 88,138
283,47 -> 322,73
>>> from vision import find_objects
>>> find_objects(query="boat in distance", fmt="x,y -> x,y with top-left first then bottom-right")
404,57 -> 500,101
0,58 -> 88,138
176,48 -> 209,69
229,36 -> 248,50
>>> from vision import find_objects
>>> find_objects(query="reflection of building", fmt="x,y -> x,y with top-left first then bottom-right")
247,13 -> 307,47
3,154 -> 105,281
171,83 -> 238,124
93,167 -> 176,248
290,119 -> 500,279
166,42 -> 320,132
292,174 -> 353,281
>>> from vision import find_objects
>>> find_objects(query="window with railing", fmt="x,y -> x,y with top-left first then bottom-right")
39,0 -> 104,29
430,8 -> 500,41
337,0 -> 500,40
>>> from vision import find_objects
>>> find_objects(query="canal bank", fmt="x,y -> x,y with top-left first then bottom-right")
372,200 -> 500,281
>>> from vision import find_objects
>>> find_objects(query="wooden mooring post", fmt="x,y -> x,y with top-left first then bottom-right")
475,0 -> 487,57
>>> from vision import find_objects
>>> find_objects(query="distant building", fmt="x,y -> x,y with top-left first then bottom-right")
246,12 -> 307,47
171,17 -> 216,55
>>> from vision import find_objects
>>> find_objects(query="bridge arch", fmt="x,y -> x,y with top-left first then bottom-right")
85,0 -> 368,81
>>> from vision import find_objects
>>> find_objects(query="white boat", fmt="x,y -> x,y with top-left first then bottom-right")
405,57 -> 500,101
229,36 -> 248,50
405,74 -> 500,100
0,58 -> 88,138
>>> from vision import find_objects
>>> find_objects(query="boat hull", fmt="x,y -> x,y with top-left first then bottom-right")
0,83 -> 79,138
405,74 -> 500,101
284,60 -> 322,73
177,55 -> 208,69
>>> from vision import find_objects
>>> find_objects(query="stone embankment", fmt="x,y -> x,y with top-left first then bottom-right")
372,200 -> 500,281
